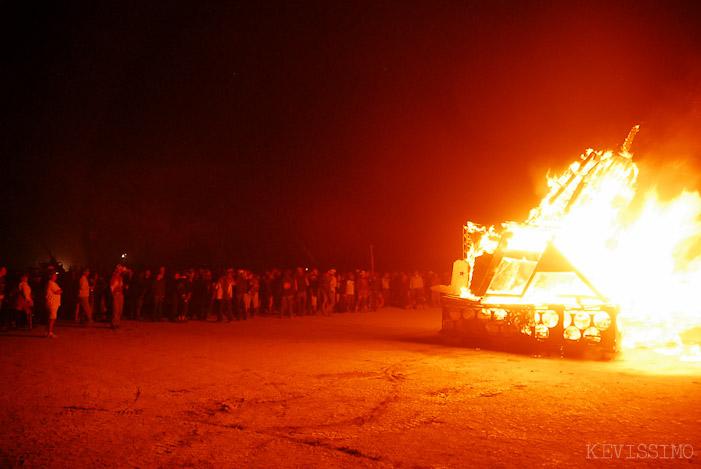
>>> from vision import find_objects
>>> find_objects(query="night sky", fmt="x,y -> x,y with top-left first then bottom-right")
3,1 -> 701,271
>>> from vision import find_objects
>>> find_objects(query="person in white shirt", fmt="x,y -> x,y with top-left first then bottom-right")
345,273 -> 355,312
45,271 -> 62,338
76,269 -> 93,325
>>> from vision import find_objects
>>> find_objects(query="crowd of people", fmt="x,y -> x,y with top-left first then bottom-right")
0,264 -> 449,337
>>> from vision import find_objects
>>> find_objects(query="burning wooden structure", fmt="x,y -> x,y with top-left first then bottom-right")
440,127 -> 645,355
441,228 -> 621,355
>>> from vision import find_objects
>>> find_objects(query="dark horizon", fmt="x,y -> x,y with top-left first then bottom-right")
3,1 -> 701,272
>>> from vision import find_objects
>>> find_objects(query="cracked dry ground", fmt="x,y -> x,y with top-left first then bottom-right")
1,307 -> 700,468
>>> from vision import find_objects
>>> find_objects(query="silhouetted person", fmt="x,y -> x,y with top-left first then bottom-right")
176,271 -> 192,322
409,270 -> 424,309
280,270 -> 295,318
235,270 -> 247,320
356,271 -> 369,313
345,273 -> 355,312
134,269 -> 151,320
246,272 -> 259,317
0,267 -> 6,325
294,267 -> 308,316
167,272 -> 179,322
307,269 -> 319,314
18,272 -> 33,330
214,272 -> 225,321
260,271 -> 274,316
370,272 -> 381,312
382,273 -> 390,308
224,270 -> 234,322
110,265 -> 125,329
153,268 -> 166,321
325,269 -> 337,315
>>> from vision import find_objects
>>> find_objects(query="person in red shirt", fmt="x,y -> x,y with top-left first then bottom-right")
280,270 -> 295,318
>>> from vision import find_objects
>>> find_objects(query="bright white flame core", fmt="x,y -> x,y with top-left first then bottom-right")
534,146 -> 701,352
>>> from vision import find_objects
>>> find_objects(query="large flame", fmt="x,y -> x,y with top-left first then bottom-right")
456,127 -> 701,360
525,127 -> 701,359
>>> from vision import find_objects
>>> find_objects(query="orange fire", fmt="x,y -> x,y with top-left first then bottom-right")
463,126 -> 701,360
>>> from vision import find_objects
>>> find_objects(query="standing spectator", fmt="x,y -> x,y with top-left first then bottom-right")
191,270 -> 207,320
122,268 -> 134,319
259,271 -> 274,316
317,271 -> 329,316
176,271 -> 192,322
110,265 -> 125,329
0,266 -> 6,318
370,272 -> 381,312
326,269 -> 337,315
30,269 -> 45,322
18,272 -> 34,330
308,269 -> 319,314
356,271 -> 369,313
409,270 -> 424,309
166,272 -> 179,322
242,271 -> 251,318
77,268 -> 93,325
214,271 -> 223,321
381,273 -> 390,308
132,269 -> 150,320
294,267 -> 308,316
153,267 -> 166,321
247,272 -> 259,317
280,270 -> 295,318
390,272 -> 401,307
335,272 -> 344,312
345,273 -> 355,312
225,270 -> 235,321
216,269 -> 234,322
45,271 -> 62,338
204,270 -> 216,320
271,269 -> 282,315
92,271 -> 107,321
234,270 -> 247,320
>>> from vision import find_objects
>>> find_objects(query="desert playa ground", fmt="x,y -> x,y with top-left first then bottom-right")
1,307 -> 700,467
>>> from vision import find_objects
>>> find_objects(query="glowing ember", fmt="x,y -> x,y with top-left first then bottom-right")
456,126 -> 701,358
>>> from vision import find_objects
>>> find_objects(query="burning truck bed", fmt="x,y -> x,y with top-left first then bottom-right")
439,127 -> 645,357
